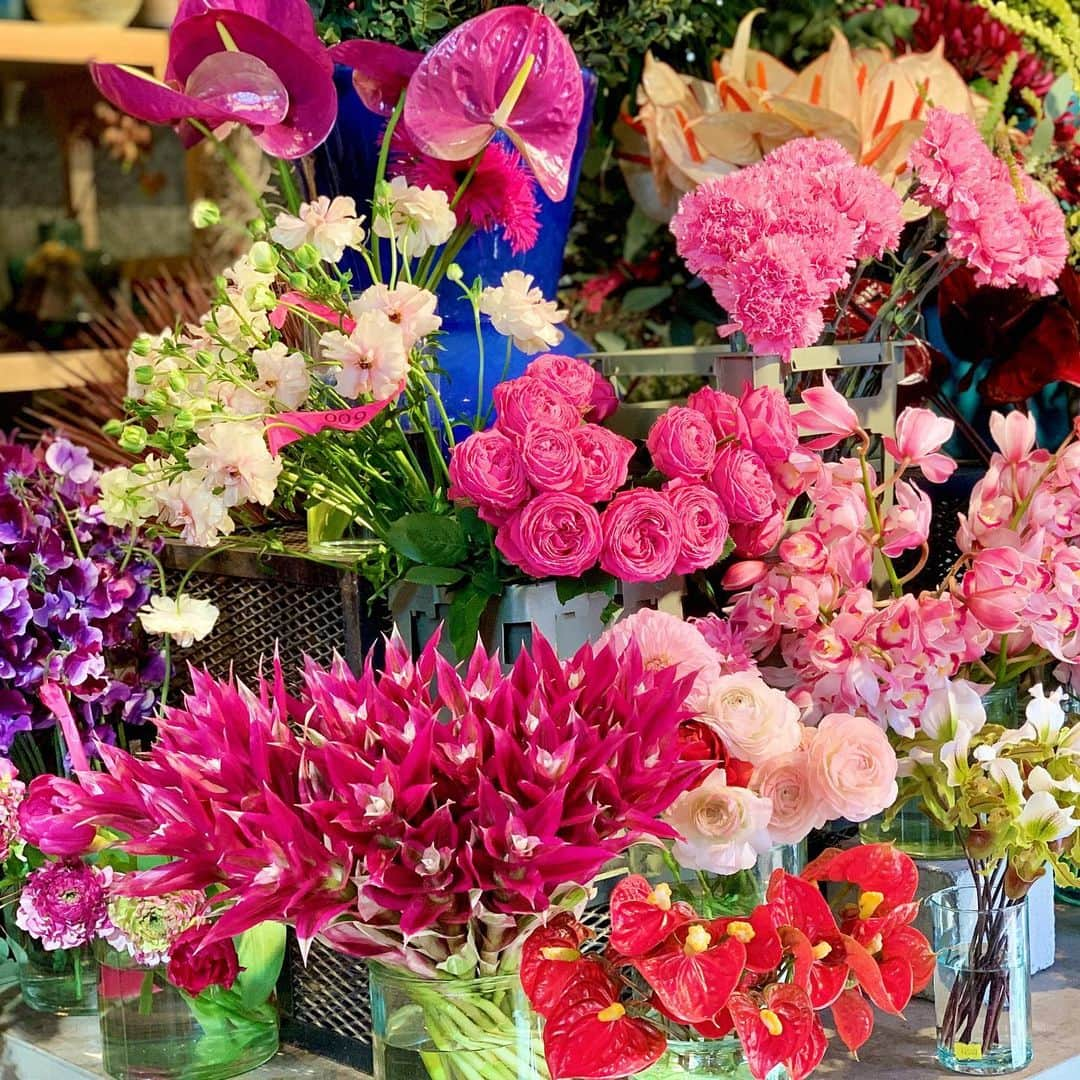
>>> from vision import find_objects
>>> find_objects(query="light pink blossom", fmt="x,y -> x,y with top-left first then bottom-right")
883,407 -> 956,482
796,376 -> 861,450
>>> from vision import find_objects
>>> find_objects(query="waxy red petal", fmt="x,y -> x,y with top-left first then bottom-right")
802,844 -> 919,907
885,925 -> 935,995
767,869 -> 840,941
832,987 -> 875,1054
711,903 -> 783,973
840,934 -> 907,1015
635,930 -> 745,1024
520,913 -> 591,1018
778,925 -> 847,1010
729,985 -> 824,1080
609,874 -> 693,958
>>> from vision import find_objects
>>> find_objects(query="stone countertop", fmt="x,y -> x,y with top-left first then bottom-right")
4,906 -> 1080,1079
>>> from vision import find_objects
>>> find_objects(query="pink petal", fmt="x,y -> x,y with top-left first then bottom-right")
184,51 -> 289,127
91,64 -> 230,126
403,6 -> 584,201
331,40 -> 422,117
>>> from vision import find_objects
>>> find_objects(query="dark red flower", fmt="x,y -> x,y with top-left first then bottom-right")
166,929 -> 241,997
609,874 -> 695,958
728,984 -> 828,1080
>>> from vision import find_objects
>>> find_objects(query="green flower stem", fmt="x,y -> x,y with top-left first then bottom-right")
72,948 -> 83,1004
423,225 -> 476,294
371,92 -> 406,284
138,969 -> 155,1016
188,120 -> 267,215
860,451 -> 903,597
276,160 -> 302,216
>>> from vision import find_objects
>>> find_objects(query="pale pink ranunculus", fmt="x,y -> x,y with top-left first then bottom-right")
883,407 -> 956,483
686,387 -> 750,443
702,672 -> 802,766
880,479 -> 932,557
448,428 -> 529,524
599,489 -> 682,582
729,509 -> 785,558
647,407 -> 718,481
492,376 -> 581,441
797,375 -> 861,450
665,481 -> 730,574
806,712 -> 898,822
960,546 -> 1039,634
495,492 -> 602,579
573,425 -> 634,504
710,445 -> 775,524
520,423 -> 584,493
524,353 -> 617,422
664,769 -> 773,875
989,410 -> 1038,465
750,749 -> 825,845
740,385 -> 799,467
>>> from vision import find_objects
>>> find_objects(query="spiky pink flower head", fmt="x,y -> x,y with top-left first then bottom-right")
16,859 -> 112,950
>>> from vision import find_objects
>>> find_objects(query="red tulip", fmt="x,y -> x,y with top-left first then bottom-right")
609,874 -> 694,958
728,984 -> 828,1080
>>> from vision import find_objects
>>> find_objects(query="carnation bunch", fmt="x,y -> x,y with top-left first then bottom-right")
34,622 -> 715,978
521,845 -> 932,1080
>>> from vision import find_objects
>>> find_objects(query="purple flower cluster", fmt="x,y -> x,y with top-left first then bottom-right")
0,435 -> 163,755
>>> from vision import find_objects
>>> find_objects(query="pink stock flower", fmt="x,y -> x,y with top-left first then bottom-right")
797,376 -> 861,450
750,749 -> 825,845
647,407 -> 718,481
806,713 -> 898,822
710,445 -> 775,524
524,354 -> 617,422
739,386 -> 799,467
448,428 -> 529,525
599,490 -> 682,582
493,376 -> 581,441
521,424 -> 584,493
17,860 -> 112,950
883,408 -> 956,482
573,425 -> 635,504
686,387 -> 750,443
880,480 -> 932,558
496,493 -> 602,579
665,482 -> 730,574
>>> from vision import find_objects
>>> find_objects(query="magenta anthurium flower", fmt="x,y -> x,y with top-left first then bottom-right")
90,0 -> 336,159
402,6 -> 584,201
330,40 -> 422,117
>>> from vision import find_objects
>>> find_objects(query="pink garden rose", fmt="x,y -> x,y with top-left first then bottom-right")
739,385 -> 798,467
750,748 -> 825,845
521,423 -> 583,493
702,672 -> 802,766
599,489 -> 682,582
647,407 -> 718,481
664,770 -> 773,875
665,481 -> 729,574
806,712 -> 898,822
573,424 -> 634,503
686,387 -> 750,442
710,445 -> 776,524
496,492 -> 602,579
448,428 -> 529,524
524,353 -> 617,421
493,376 -> 581,440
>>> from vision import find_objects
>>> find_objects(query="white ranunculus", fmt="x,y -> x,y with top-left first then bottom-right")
138,594 -> 219,648
478,270 -> 568,354
702,672 -> 802,765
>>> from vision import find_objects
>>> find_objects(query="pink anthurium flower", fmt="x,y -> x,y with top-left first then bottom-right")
330,40 -> 422,116
91,0 -> 336,159
402,6 -> 584,201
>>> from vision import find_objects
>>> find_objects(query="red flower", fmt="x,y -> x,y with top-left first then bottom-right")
609,874 -> 694,958
728,984 -> 828,1080
520,914 -> 592,1018
710,903 -> 783,974
634,921 -> 746,1024
166,929 -> 241,997
542,964 -> 666,1080
801,843 -> 919,908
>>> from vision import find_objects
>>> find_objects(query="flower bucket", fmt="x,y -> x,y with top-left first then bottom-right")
369,963 -> 544,1080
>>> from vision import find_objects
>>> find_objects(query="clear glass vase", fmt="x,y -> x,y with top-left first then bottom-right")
369,962 -> 546,1080
17,933 -> 98,1015
97,945 -> 279,1080
638,1036 -> 777,1080
861,683 -> 1022,859
627,842 -> 806,918
930,887 -> 1032,1075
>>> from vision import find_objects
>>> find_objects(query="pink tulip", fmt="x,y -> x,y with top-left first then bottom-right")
989,410 -> 1037,464
796,376 -> 861,450
883,408 -> 956,483
722,560 -> 769,591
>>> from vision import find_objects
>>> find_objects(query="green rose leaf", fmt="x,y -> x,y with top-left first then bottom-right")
387,513 -> 468,568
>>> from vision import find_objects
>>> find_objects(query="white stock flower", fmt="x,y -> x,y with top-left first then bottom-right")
186,421 -> 282,508
349,283 -> 442,352
1016,790 -> 1080,844
206,291 -> 271,349
97,467 -> 158,528
155,471 -> 235,548
478,270 -> 567,354
270,195 -> 366,263
373,177 -> 456,258
126,330 -> 177,400
138,595 -> 219,648
320,309 -> 408,400
223,252 -> 277,298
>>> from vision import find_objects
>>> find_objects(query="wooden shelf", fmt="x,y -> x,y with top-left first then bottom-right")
0,348 -> 121,393
0,20 -> 168,76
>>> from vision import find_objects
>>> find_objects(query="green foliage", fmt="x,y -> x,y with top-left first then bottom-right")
386,512 -> 468,568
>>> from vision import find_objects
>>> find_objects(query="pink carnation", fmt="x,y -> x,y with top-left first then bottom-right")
647,407 -> 718,480
493,376 -> 581,441
599,489 -> 682,582
710,444 -> 776,524
665,481 -> 730,574
1015,177 -> 1069,296
495,492 -> 602,579
908,108 -> 990,214
573,424 -> 635,504
521,423 -> 583,493
448,428 -> 529,524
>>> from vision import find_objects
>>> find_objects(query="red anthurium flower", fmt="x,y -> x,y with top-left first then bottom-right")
729,984 -> 828,1080
609,874 -> 694,957
840,902 -> 934,1014
635,922 -> 746,1024
543,964 -> 666,1080
801,843 -> 919,908
710,904 -> 783,974
520,913 -> 592,1018
831,986 -> 875,1054
766,870 -> 848,1009
402,6 -> 585,200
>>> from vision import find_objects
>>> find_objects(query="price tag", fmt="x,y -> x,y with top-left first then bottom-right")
954,1043 -> 983,1061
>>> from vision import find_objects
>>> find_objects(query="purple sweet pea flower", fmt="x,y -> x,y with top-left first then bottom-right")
0,690 -> 32,752
44,439 -> 95,486
91,0 -> 336,159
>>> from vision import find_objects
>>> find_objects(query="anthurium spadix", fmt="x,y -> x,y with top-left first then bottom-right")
402,5 -> 584,201
90,0 -> 336,158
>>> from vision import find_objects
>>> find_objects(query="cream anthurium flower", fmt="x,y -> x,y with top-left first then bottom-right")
1016,790 -> 1080,844
920,681 -> 986,742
